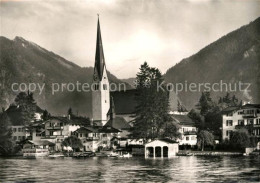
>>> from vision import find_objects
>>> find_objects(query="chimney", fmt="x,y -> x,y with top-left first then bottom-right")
68,114 -> 71,120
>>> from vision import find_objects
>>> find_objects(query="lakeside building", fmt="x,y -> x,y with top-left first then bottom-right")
171,114 -> 197,146
6,103 -> 44,142
222,104 -> 260,148
11,125 -> 28,142
145,139 -> 179,158
74,126 -> 120,151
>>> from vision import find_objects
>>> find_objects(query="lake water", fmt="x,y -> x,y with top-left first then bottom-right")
0,156 -> 259,182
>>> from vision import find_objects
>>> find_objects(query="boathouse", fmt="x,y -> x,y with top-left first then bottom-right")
145,139 -> 179,158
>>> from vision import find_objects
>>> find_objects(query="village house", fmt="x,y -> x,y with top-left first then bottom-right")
171,114 -> 197,146
222,104 -> 260,140
5,103 -> 44,142
74,126 -> 120,152
11,125 -> 28,142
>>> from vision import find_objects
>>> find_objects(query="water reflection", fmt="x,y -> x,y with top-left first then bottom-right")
0,156 -> 259,182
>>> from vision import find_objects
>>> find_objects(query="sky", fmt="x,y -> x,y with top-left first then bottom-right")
1,0 -> 260,79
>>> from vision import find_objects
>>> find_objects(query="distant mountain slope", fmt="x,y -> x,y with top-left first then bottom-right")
164,17 -> 260,109
0,36 -> 131,116
121,78 -> 136,88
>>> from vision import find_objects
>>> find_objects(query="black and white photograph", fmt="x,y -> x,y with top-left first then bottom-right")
0,0 -> 260,182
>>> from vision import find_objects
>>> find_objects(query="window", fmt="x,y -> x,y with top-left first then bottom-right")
102,134 -> 107,137
186,137 -> 189,141
191,136 -> 196,140
103,141 -> 107,144
103,84 -> 107,90
238,111 -> 244,115
238,120 -> 244,126
226,130 -> 232,136
13,136 -> 17,140
226,120 -> 233,126
227,113 -> 233,116
18,128 -> 21,132
94,84 -> 99,90
13,128 -> 17,132
248,119 -> 254,125
80,133 -> 82,137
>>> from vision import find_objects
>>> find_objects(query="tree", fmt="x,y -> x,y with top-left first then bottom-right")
188,109 -> 205,130
229,129 -> 250,150
61,136 -> 83,152
14,91 -> 37,124
161,121 -> 181,140
196,92 -> 214,116
0,112 -> 17,155
223,92 -> 232,105
204,106 -> 222,136
131,62 -> 180,140
42,110 -> 51,121
197,130 -> 215,151
67,107 -> 73,116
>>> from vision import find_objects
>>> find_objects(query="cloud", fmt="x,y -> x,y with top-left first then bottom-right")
1,0 -> 260,78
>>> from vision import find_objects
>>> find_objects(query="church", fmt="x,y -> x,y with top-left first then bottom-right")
91,17 -> 197,146
91,17 -> 134,137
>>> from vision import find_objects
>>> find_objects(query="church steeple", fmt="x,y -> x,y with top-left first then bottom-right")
92,16 -> 110,126
94,16 -> 106,81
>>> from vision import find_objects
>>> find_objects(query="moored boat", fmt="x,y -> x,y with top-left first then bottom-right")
119,152 -> 133,158
48,154 -> 65,158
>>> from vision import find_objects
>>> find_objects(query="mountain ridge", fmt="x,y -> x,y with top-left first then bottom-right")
0,36 -> 131,116
164,17 -> 260,109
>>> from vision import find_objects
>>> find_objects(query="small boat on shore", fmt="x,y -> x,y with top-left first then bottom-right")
108,152 -> 119,157
119,153 -> 132,158
72,152 -> 95,158
48,154 -> 65,158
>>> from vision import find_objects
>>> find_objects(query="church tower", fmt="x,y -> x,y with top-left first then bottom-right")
92,17 -> 110,126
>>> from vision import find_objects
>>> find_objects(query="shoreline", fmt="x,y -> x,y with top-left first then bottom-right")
177,150 -> 243,156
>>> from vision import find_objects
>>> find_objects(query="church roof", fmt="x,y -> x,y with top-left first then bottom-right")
99,126 -> 121,133
110,89 -> 137,115
94,17 -> 106,81
110,89 -> 187,115
105,116 -> 131,130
